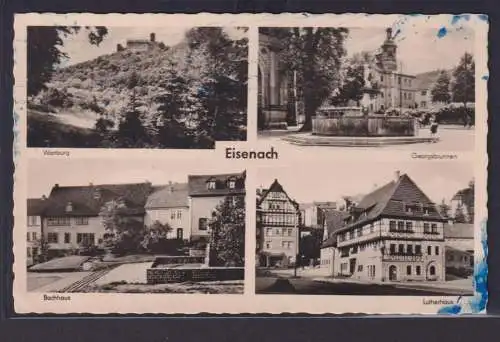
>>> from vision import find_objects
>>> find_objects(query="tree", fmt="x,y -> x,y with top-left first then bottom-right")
451,52 -> 475,107
431,70 -> 451,103
27,26 -> 108,97
141,221 -> 177,254
99,198 -> 144,255
261,28 -> 349,131
208,195 -> 246,267
454,204 -> 467,223
330,63 -> 365,106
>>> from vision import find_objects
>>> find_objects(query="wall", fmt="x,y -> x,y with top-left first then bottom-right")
320,247 -> 335,276
190,196 -> 225,238
44,216 -> 105,250
27,215 -> 42,265
145,207 -> 190,240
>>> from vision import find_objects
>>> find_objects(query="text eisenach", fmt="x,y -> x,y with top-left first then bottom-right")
226,147 -> 278,160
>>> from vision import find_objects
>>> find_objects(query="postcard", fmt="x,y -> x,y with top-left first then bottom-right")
12,13 -> 488,314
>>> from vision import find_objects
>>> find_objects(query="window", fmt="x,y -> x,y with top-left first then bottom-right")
177,228 -> 183,240
75,217 -> 89,225
28,216 -> 39,226
207,180 -> 216,190
421,90 -> 427,96
32,247 -> 38,256
47,232 -> 59,243
266,241 -> 271,249
177,211 -> 182,220
431,224 -> 438,234
27,247 -> 32,258
228,180 -> 236,189
370,224 -> 374,233
423,223 -> 430,233
397,221 -> 405,231
389,220 -> 396,231
407,245 -> 413,254
65,202 -> 73,212
416,266 -> 421,275
26,232 -> 31,241
390,244 -> 396,254
77,233 -> 95,245
171,211 -> 176,220
430,265 -> 436,276
266,228 -> 272,236
381,75 -> 384,82
427,246 -> 432,255
415,245 -> 422,255
435,246 -> 440,255
357,265 -> 363,272
407,265 -> 412,275
64,233 -> 71,243
275,228 -> 280,235
349,231 -> 355,239
199,218 -> 208,231
47,217 -> 71,226
398,244 -> 404,254
287,228 -> 293,236
406,221 -> 413,232
356,228 -> 362,237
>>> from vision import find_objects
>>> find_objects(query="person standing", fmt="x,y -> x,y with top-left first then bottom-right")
430,115 -> 439,143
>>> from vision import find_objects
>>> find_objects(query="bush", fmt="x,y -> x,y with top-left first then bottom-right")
435,106 -> 474,125
446,266 -> 473,278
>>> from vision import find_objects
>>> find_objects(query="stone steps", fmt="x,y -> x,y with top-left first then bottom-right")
282,134 -> 437,147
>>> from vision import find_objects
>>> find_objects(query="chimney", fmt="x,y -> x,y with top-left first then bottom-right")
54,184 -> 59,189
394,170 -> 401,182
150,32 -> 156,42
41,195 -> 47,201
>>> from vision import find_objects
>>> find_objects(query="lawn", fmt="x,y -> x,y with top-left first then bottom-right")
82,280 -> 244,294
29,256 -> 91,272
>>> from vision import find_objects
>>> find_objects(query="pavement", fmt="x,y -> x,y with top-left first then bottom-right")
258,125 -> 474,152
94,262 -> 153,285
28,272 -> 92,292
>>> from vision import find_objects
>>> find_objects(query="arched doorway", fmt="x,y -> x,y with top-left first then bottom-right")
389,265 -> 397,281
426,262 -> 437,281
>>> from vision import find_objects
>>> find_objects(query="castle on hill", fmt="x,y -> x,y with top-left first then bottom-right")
116,32 -> 162,52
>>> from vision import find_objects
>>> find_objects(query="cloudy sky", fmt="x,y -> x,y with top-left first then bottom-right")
345,27 -> 474,74
257,161 -> 473,205
27,158 -> 244,198
58,26 -> 246,67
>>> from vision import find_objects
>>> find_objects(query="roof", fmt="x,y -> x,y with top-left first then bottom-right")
444,223 -> 474,239
44,182 -> 153,217
335,173 -> 446,234
145,183 -> 188,209
321,209 -> 350,248
188,172 -> 246,197
452,187 -> 474,201
299,203 -> 315,210
257,179 -> 299,209
27,198 -> 48,216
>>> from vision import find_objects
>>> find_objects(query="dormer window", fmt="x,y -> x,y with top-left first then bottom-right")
207,180 -> 216,190
228,179 -> 236,189
65,202 -> 73,212
94,188 -> 101,200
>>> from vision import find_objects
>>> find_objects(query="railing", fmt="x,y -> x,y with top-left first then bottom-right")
382,253 -> 424,262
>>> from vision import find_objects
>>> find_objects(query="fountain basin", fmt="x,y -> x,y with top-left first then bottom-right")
312,116 -> 416,137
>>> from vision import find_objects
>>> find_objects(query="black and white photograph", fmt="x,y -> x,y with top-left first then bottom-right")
27,26 -> 248,149
26,159 -> 246,294
257,26 -> 475,150
255,161 -> 475,296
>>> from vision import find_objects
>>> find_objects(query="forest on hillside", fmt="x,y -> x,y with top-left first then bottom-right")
27,27 -> 248,149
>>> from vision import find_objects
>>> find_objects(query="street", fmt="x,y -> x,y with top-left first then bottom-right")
256,276 -> 474,296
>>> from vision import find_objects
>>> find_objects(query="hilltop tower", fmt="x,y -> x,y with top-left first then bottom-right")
378,28 -> 398,72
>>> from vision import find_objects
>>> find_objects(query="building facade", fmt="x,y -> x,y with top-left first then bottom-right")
256,179 -> 300,267
188,172 -> 246,241
145,183 -> 190,241
363,28 -> 417,113
27,198 -> 46,266
321,171 -> 447,282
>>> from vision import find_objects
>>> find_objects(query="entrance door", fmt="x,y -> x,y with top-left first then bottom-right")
389,265 -> 397,281
349,258 -> 356,275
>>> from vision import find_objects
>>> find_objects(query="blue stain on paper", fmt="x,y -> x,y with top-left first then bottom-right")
482,75 -> 489,81
437,27 -> 448,38
438,219 -> 488,314
13,110 -> 19,157
478,14 -> 488,22
452,14 -> 471,25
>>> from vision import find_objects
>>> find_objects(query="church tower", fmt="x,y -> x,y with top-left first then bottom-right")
377,28 -> 398,72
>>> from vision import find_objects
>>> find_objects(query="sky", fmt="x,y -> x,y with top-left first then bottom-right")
257,161 -> 473,205
27,158 -> 244,198
58,26 -> 246,67
345,27 -> 474,75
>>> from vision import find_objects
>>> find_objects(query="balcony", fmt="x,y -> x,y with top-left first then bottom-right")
383,252 -> 424,262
